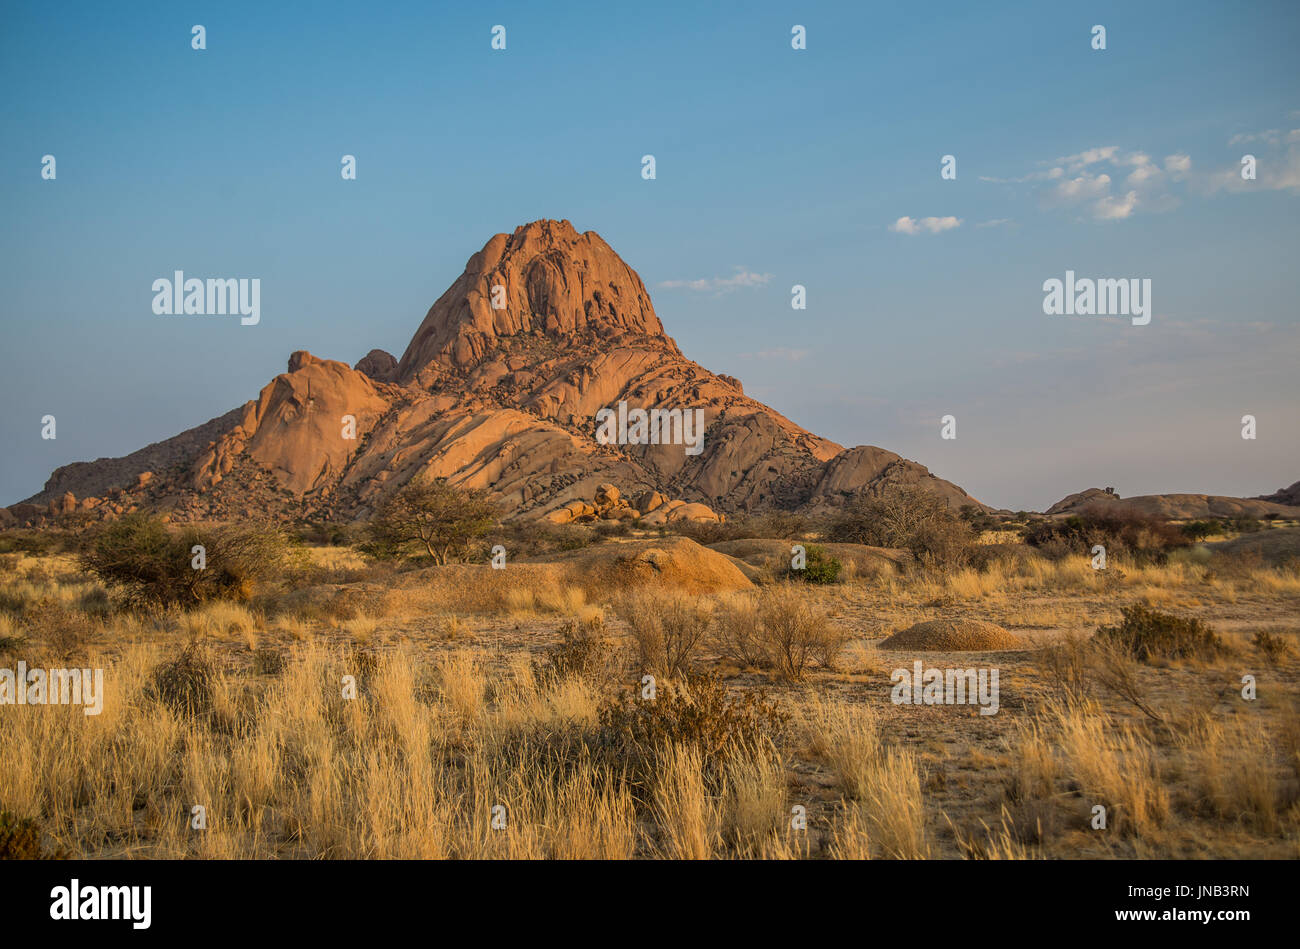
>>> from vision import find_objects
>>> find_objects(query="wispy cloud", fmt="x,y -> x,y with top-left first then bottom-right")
980,119 -> 1300,219
975,218 -> 1014,228
984,145 -> 1187,219
657,266 -> 772,293
1200,127 -> 1300,195
890,215 -> 962,235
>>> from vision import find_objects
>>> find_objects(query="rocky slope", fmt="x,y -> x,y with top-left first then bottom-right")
10,220 -> 985,527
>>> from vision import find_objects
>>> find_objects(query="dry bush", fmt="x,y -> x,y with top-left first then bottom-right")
24,598 -> 97,660
82,514 -> 294,607
532,614 -> 623,686
1023,509 -> 1189,566
613,590 -> 711,677
595,672 -> 789,793
0,810 -> 67,859
711,593 -> 767,668
149,641 -> 219,715
251,646 -> 286,676
1096,605 -> 1223,663
1252,630 -> 1294,665
829,485 -> 974,570
1087,637 -> 1168,725
755,583 -> 839,680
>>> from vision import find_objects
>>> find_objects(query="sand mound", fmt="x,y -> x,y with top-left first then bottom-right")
878,619 -> 1023,651
524,535 -> 753,594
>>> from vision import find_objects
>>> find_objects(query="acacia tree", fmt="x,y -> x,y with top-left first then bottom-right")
370,477 -> 499,564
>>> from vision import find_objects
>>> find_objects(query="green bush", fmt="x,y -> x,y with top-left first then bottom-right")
1096,605 -> 1223,662
1180,520 -> 1218,542
785,544 -> 841,584
81,514 -> 292,607
368,477 -> 499,564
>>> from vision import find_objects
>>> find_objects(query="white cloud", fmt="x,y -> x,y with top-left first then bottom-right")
975,218 -> 1013,228
1054,146 -> 1119,172
658,267 -> 772,293
1093,190 -> 1139,220
890,215 -> 962,235
1053,172 -> 1111,202
982,122 -> 1300,221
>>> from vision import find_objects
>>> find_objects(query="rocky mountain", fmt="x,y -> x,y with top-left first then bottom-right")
10,220 -> 985,527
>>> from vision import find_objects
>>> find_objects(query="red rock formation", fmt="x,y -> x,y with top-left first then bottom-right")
19,220 -> 986,523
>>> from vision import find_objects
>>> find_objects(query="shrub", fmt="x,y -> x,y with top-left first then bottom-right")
613,591 -> 711,677
252,646 -> 286,676
723,510 -> 815,541
25,598 -> 96,660
756,583 -> 837,681
829,485 -> 973,569
1224,516 -> 1264,534
1096,605 -> 1223,663
785,544 -> 841,584
712,595 -> 767,668
149,642 -> 219,714
82,515 -> 292,607
533,615 -> 621,684
1253,630 -> 1293,665
1024,510 -> 1188,565
660,518 -> 734,546
1180,520 -> 1218,542
368,477 -> 499,564
595,672 -> 789,789
0,810 -> 67,860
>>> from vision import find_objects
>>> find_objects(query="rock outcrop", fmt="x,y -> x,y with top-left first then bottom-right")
1047,487 -> 1300,520
17,220 -> 986,524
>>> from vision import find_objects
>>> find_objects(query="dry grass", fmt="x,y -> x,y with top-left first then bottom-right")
2,540 -> 1297,860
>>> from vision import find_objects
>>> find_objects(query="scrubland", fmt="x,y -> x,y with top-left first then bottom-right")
1,517 -> 1298,860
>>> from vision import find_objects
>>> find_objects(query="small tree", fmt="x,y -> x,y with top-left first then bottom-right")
369,477 -> 499,564
828,484 -> 973,569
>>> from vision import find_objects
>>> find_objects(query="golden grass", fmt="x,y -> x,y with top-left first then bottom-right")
2,543 -> 1298,860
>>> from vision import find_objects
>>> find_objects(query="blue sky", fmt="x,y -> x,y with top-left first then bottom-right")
2,0 -> 1297,510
